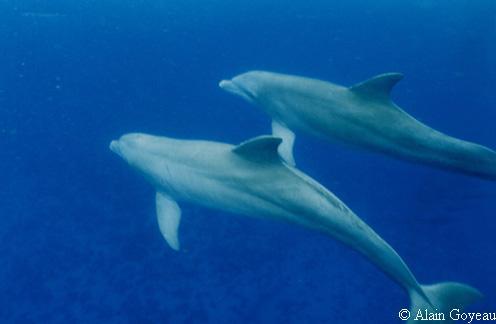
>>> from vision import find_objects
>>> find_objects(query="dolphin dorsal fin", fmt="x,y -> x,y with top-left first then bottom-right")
233,135 -> 283,163
349,72 -> 404,103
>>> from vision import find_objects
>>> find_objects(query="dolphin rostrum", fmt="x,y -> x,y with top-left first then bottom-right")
219,71 -> 496,180
110,133 -> 481,320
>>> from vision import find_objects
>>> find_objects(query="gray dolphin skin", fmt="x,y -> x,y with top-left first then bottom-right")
219,71 -> 496,180
110,133 -> 481,321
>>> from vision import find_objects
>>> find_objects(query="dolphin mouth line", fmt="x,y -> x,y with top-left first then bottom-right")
219,79 -> 255,102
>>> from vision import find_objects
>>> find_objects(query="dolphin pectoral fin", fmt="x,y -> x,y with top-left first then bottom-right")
271,120 -> 295,166
155,192 -> 181,251
349,72 -> 404,103
233,135 -> 283,164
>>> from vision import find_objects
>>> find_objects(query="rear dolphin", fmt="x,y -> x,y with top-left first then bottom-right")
219,71 -> 496,180
110,133 -> 482,321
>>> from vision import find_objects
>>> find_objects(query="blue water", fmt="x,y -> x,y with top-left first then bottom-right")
1,1 -> 495,323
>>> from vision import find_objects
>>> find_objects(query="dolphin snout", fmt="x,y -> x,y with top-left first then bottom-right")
110,133 -> 145,156
219,79 -> 255,103
110,133 -> 154,154
219,79 -> 236,92
109,140 -> 121,154
109,140 -> 118,151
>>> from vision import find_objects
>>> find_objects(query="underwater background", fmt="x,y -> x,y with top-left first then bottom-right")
1,0 -> 495,323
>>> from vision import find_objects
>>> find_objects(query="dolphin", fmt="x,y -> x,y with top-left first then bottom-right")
110,133 -> 481,320
219,71 -> 496,180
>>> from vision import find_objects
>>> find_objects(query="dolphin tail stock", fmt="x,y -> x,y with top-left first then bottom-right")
454,143 -> 496,181
407,282 -> 482,323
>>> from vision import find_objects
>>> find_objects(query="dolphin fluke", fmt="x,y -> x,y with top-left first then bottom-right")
408,282 -> 483,323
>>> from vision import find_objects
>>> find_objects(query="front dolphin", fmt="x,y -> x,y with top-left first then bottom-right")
220,71 -> 496,180
110,133 -> 482,321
